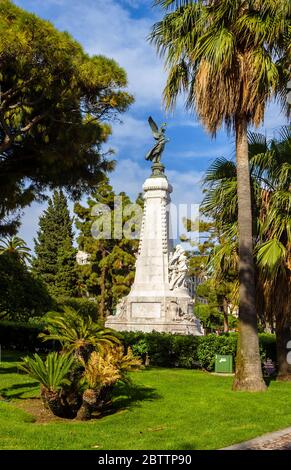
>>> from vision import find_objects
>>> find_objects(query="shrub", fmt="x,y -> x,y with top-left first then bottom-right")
0,320 -> 56,352
171,335 -> 201,368
197,334 -> 238,371
1,319 -> 277,372
19,344 -> 142,420
122,331 -> 276,371
55,297 -> 99,321
259,333 -> 277,363
19,352 -> 75,417
40,307 -> 119,360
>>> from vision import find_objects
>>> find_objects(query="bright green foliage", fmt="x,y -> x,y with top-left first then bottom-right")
182,219 -> 216,279
39,307 -> 120,357
197,334 -> 238,371
18,352 -> 74,393
182,217 -> 237,332
33,190 -> 77,298
0,251 -> 52,321
122,331 -> 276,370
0,0 -> 133,235
194,303 -> 222,332
74,179 -> 140,320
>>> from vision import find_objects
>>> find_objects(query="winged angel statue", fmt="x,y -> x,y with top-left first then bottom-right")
145,116 -> 169,164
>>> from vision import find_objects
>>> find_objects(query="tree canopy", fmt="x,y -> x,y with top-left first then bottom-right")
75,179 -> 141,321
0,0 -> 133,235
33,190 -> 77,298
0,250 -> 52,321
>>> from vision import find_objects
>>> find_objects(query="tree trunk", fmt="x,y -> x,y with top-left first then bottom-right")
232,116 -> 266,392
223,297 -> 229,333
76,388 -> 100,421
276,322 -> 291,381
43,389 -> 66,417
99,245 -> 106,324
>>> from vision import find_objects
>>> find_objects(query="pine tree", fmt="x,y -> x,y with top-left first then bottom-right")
33,191 -> 77,298
74,179 -> 140,322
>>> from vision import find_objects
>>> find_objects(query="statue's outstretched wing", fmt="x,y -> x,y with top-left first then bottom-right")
148,116 -> 160,139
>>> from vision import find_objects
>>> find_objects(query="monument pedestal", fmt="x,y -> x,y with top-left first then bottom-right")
106,166 -> 203,336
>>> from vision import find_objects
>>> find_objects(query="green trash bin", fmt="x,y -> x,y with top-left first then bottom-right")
215,354 -> 233,373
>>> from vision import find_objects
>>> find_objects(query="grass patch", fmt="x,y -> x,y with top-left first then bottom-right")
1,350 -> 291,450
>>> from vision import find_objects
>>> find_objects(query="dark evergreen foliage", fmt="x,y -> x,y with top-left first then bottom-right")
33,190 -> 77,298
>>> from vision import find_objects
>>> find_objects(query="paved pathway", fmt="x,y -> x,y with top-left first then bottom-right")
223,427 -> 291,450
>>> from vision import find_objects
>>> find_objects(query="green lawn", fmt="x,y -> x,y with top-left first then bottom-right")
1,350 -> 291,450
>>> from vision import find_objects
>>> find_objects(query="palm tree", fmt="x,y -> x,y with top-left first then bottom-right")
0,235 -> 31,263
39,306 -> 120,362
202,127 -> 291,379
151,0 -> 289,391
19,352 -> 74,417
255,127 -> 291,380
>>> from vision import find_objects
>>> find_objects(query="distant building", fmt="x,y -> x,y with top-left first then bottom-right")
188,275 -> 208,304
76,250 -> 91,266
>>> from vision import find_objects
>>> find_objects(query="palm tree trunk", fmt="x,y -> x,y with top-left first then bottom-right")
276,322 -> 291,381
223,297 -> 229,333
99,245 -> 107,324
233,116 -> 266,392
76,389 -> 99,421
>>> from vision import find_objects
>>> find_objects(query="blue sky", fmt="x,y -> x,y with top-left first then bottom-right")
14,0 -> 287,250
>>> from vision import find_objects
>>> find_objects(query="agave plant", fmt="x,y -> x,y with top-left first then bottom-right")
19,352 -> 74,417
39,306 -> 120,361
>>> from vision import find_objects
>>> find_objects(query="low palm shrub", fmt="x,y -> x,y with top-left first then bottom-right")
77,346 -> 142,420
19,308 -> 142,420
19,352 -> 75,417
39,307 -> 120,361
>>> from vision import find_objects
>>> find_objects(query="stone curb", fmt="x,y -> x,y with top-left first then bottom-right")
221,427 -> 291,450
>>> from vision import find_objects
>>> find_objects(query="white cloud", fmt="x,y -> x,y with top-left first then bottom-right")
47,0 -> 165,108
169,146 -> 232,159
169,119 -> 201,129
110,159 -> 203,205
109,115 -> 152,154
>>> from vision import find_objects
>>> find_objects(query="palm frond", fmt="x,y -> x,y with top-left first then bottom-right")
39,307 -> 120,355
256,239 -> 287,275
19,352 -> 74,392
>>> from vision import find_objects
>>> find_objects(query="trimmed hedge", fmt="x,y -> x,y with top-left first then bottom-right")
0,320 -> 57,353
0,321 -> 276,372
122,331 -> 276,371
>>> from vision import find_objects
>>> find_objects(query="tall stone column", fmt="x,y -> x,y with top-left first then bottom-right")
106,165 -> 203,335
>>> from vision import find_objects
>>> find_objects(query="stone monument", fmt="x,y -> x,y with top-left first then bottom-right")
106,117 -> 203,335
